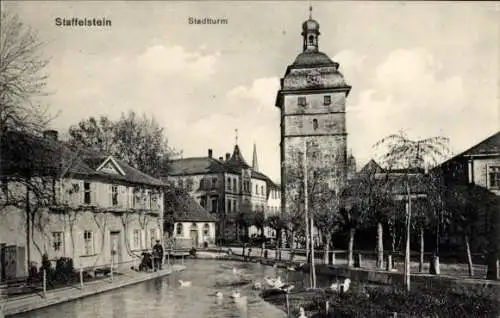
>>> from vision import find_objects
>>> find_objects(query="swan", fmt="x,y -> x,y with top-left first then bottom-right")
298,306 -> 307,318
178,280 -> 191,287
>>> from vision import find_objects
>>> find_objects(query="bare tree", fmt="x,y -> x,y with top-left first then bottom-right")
0,11 -> 53,135
375,131 -> 450,291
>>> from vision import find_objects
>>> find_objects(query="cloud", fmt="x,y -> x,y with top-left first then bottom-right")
226,77 -> 280,114
348,47 -> 472,166
137,45 -> 220,81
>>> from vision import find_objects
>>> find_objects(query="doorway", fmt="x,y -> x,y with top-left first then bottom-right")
189,224 -> 199,248
110,231 -> 121,271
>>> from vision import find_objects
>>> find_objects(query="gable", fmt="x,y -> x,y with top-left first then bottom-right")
96,156 -> 126,176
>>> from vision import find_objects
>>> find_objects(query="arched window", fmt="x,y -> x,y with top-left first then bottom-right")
312,119 -> 318,130
227,177 -> 232,190
176,223 -> 183,236
203,223 -> 210,236
308,35 -> 314,45
261,185 -> 264,195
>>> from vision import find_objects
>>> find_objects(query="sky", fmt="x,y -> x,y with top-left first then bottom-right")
4,1 -> 499,182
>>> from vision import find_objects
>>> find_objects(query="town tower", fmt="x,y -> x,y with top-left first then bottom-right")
275,8 -> 351,216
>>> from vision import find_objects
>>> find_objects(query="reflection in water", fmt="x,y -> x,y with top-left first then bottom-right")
13,260 -> 303,318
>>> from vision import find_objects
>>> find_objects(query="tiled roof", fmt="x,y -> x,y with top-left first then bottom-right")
164,188 -> 216,223
1,130 -> 165,187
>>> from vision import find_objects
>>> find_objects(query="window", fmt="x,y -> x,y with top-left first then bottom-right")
84,182 -> 91,204
52,232 -> 63,252
150,229 -> 157,247
298,97 -> 307,107
227,177 -> 232,190
200,196 -> 207,208
211,198 -> 217,213
133,229 -> 142,249
83,231 -> 94,255
308,35 -> 314,45
255,184 -> 258,194
176,223 -> 183,236
233,179 -> 237,192
186,178 -> 193,191
228,200 -> 232,213
212,177 -> 217,189
261,185 -> 264,195
489,166 -> 500,189
111,185 -> 118,206
178,179 -> 184,188
324,95 -> 331,105
203,223 -> 210,236
312,119 -> 318,130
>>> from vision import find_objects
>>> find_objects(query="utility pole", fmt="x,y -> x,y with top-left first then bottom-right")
303,139 -> 311,288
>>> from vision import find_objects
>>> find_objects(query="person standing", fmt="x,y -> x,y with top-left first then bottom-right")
152,240 -> 164,271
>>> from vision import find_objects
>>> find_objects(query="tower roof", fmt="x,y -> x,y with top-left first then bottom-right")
292,51 -> 337,68
225,144 -> 250,169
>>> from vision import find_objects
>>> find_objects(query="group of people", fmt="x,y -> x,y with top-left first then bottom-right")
138,240 -> 164,271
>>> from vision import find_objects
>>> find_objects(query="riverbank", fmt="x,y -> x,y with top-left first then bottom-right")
1,264 -> 186,317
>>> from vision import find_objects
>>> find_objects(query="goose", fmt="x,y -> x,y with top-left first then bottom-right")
298,306 -> 307,318
178,280 -> 191,287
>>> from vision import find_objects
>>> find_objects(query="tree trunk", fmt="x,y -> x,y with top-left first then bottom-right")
289,231 -> 296,261
376,222 -> 384,269
324,236 -> 331,265
464,234 -> 474,277
25,189 -> 31,270
348,227 -> 356,268
419,227 -> 424,273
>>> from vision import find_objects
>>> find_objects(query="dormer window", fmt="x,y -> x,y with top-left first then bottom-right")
324,95 -> 331,105
298,97 -> 307,107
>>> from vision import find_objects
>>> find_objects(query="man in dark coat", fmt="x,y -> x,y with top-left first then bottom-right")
152,240 -> 164,270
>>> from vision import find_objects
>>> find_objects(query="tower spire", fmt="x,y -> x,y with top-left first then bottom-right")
252,142 -> 259,172
309,4 -> 313,19
235,128 -> 238,145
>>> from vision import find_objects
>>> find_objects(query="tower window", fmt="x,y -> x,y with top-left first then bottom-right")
324,95 -> 331,105
298,97 -> 307,107
308,35 -> 314,45
312,119 -> 318,130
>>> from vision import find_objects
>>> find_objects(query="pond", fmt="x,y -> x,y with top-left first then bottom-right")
11,259 -> 324,318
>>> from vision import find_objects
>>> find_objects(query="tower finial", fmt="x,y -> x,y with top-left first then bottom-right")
309,5 -> 313,19
235,128 -> 238,145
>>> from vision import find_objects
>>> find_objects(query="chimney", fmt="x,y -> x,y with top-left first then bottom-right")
225,153 -> 231,161
218,156 -> 223,161
208,149 -> 213,158
43,129 -> 58,141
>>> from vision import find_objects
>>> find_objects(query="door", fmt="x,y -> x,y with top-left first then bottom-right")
189,224 -> 199,248
110,231 -> 121,271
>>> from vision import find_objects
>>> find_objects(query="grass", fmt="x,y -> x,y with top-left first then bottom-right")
261,281 -> 500,318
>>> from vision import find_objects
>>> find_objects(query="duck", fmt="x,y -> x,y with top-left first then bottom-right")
178,280 -> 191,287
298,306 -> 307,318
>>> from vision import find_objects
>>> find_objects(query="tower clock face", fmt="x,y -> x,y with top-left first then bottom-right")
306,71 -> 321,85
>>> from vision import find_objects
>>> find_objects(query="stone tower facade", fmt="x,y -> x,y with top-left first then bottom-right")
275,12 -> 351,216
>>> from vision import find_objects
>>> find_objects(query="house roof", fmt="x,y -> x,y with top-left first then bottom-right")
458,131 -> 500,157
168,157 -> 226,176
164,188 -> 216,223
1,130 -> 166,187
